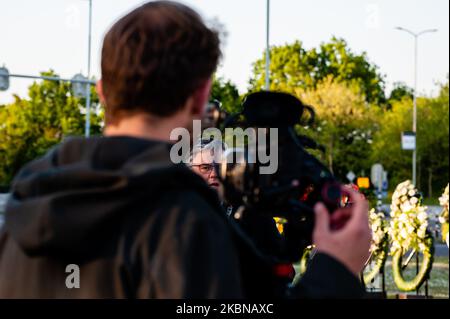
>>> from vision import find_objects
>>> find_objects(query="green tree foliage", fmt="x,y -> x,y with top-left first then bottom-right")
0,70 -> 102,188
371,81 -> 449,196
211,77 -> 242,114
249,37 -> 386,105
416,82 -> 449,197
388,82 -> 414,105
297,76 -> 380,181
370,97 -> 412,191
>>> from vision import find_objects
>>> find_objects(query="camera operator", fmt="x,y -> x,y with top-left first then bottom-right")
0,0 -> 370,299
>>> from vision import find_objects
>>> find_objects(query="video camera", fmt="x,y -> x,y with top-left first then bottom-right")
207,92 -> 344,263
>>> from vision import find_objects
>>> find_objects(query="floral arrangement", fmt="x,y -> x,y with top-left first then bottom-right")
363,208 -> 389,285
389,180 -> 430,254
369,208 -> 389,254
438,184 -> 449,244
389,180 -> 434,292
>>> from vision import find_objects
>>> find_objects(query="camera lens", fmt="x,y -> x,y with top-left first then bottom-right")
322,182 -> 342,206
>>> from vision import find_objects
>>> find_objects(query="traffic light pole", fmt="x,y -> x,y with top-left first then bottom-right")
7,73 -> 95,85
1,72 -> 96,138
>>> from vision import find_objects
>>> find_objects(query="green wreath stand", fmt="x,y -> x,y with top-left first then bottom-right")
363,240 -> 388,286
391,232 -> 434,292
299,245 -> 313,275
292,246 -> 314,286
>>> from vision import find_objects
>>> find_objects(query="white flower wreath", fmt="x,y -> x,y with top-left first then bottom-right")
369,208 -> 388,254
389,180 -> 430,255
438,184 -> 449,223
438,184 -> 449,245
389,180 -> 434,291
363,208 -> 389,285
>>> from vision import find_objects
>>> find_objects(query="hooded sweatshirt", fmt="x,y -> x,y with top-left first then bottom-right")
0,136 -> 365,299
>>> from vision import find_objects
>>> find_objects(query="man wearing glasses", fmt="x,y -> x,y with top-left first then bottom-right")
188,138 -> 226,198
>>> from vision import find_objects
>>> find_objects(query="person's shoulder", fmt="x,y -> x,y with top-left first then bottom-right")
157,189 -> 226,224
128,188 -> 232,259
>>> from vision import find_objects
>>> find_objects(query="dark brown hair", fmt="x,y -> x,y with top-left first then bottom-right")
101,1 -> 221,124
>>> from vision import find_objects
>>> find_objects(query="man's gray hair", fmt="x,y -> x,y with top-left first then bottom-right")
187,138 -> 228,164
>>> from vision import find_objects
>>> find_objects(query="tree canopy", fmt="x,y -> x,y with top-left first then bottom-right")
249,37 -> 386,105
371,81 -> 449,196
211,77 -> 242,114
388,82 -> 414,103
0,71 -> 102,189
297,76 -> 380,180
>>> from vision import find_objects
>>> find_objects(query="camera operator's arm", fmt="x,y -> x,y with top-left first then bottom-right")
289,188 -> 371,298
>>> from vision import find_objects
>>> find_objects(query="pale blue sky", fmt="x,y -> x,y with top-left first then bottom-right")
0,0 -> 448,104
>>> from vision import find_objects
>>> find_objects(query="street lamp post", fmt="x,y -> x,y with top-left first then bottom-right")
395,27 -> 437,187
265,0 -> 270,90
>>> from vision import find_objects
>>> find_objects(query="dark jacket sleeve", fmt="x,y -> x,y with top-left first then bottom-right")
139,191 -> 243,299
288,253 -> 366,299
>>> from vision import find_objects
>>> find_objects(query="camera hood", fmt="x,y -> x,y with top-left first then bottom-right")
242,91 -> 307,128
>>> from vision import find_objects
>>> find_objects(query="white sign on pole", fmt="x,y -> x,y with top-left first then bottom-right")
346,171 -> 356,183
402,131 -> 416,150
371,164 -> 384,191
71,73 -> 88,98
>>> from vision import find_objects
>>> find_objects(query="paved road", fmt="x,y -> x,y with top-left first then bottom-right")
0,193 -> 7,211
380,204 -> 443,216
435,244 -> 449,257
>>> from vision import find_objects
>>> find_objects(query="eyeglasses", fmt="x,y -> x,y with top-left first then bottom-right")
190,163 -> 219,174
